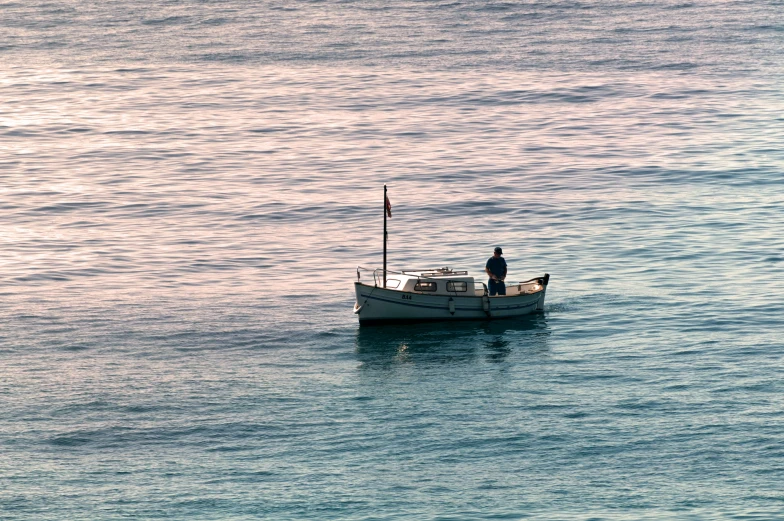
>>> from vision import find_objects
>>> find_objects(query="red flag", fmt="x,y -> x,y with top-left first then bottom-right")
385,195 -> 392,218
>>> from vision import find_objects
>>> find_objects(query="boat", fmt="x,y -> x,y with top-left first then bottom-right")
353,267 -> 550,324
352,185 -> 550,324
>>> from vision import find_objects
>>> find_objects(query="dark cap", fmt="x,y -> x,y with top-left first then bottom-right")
494,247 -> 503,254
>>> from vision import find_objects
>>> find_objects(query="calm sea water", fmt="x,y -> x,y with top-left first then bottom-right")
2,1 -> 783,519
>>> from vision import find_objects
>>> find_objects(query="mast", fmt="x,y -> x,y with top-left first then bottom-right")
383,184 -> 387,288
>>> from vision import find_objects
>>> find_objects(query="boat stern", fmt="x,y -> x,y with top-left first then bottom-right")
536,273 -> 550,311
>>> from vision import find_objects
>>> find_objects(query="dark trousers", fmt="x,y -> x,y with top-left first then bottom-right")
488,279 -> 506,296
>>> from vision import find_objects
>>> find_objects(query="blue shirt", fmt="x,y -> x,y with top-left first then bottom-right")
485,256 -> 507,278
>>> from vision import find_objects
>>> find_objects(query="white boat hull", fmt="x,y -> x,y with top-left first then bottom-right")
353,279 -> 547,324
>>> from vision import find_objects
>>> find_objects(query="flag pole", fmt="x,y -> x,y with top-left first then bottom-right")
383,184 -> 387,288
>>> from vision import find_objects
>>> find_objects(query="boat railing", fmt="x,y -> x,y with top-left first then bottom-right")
356,266 -> 471,288
356,266 -> 548,292
355,266 -> 402,287
402,268 -> 469,277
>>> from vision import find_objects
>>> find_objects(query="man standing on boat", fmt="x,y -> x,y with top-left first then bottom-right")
485,247 -> 507,296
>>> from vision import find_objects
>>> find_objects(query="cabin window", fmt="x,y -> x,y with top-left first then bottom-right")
447,281 -> 467,292
414,281 -> 437,292
385,279 -> 401,288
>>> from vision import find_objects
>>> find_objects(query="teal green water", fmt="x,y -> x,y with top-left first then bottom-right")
2,1 -> 783,519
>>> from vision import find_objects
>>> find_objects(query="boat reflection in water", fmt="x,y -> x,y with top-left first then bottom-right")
354,314 -> 551,368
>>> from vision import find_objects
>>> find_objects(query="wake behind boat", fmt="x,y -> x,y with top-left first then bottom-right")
353,267 -> 549,324
352,185 -> 551,325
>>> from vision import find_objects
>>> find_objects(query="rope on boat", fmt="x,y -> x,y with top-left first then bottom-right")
354,280 -> 379,315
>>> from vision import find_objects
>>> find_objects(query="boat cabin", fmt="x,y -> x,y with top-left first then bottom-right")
384,268 -> 482,297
